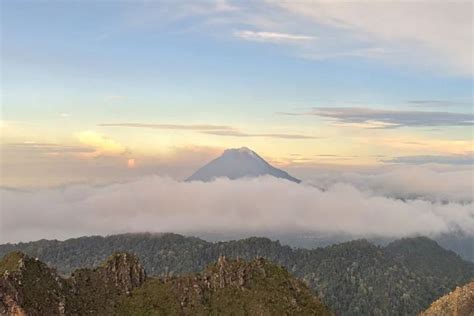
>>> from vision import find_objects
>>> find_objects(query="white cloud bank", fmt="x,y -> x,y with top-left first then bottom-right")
1,167 -> 473,243
304,165 -> 474,204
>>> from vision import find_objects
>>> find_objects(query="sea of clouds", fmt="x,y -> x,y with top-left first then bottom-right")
1,164 -> 472,243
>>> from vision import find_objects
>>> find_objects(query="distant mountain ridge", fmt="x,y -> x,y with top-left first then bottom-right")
186,147 -> 300,183
1,233 -> 472,315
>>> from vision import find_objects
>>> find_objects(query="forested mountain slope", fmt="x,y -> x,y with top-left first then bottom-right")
0,252 -> 331,315
420,281 -> 474,316
1,233 -> 473,315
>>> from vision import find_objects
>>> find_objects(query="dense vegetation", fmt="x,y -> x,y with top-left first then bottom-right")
0,251 -> 147,315
120,256 -> 331,315
420,281 -> 474,316
1,233 -> 473,315
0,252 -> 331,315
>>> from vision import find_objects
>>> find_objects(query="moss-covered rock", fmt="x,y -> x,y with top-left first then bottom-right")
1,234 -> 472,315
120,256 -> 332,315
0,252 -> 331,315
0,251 -> 71,315
420,281 -> 474,316
0,251 -> 146,315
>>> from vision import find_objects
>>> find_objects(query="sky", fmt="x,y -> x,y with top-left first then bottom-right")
0,0 -> 473,243
1,0 -> 473,187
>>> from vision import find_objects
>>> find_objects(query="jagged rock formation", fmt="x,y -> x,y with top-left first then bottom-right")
186,147 -> 301,183
0,251 -> 70,316
0,252 -> 331,315
68,252 -> 146,314
420,281 -> 474,316
120,256 -> 332,315
0,252 -> 146,315
82,252 -> 146,294
1,234 -> 473,315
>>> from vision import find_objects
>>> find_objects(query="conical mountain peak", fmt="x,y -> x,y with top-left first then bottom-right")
186,147 -> 300,183
223,147 -> 257,156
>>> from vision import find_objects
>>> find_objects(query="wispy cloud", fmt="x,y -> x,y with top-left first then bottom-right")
99,123 -> 316,139
104,95 -> 128,102
137,1 -> 473,75
407,100 -> 472,107
234,30 -> 314,44
1,142 -> 95,155
272,1 -> 473,75
282,107 -> 474,129
300,47 -> 389,61
99,123 -> 234,131
384,153 -> 474,165
201,130 -> 316,139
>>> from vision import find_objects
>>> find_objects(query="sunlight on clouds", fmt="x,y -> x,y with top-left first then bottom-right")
1,119 -> 472,188
77,131 -> 127,157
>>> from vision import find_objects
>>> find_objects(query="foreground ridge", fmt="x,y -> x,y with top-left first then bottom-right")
0,252 -> 331,315
121,255 -> 331,315
1,233 -> 473,315
0,251 -> 146,315
420,281 -> 474,316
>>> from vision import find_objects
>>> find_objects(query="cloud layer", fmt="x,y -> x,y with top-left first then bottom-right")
2,166 -> 472,243
303,164 -> 474,204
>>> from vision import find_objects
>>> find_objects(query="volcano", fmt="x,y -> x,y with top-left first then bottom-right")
186,147 -> 300,183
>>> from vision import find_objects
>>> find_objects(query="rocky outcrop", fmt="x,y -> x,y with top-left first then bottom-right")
2,252 -> 331,315
0,252 -> 146,315
3,233 -> 473,315
68,252 -> 146,314
0,252 -> 69,316
203,256 -> 271,289
169,256 -> 271,309
121,256 -> 333,315
420,281 -> 474,316
102,252 -> 146,292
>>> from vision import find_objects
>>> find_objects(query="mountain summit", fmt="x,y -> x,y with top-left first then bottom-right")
186,147 -> 300,183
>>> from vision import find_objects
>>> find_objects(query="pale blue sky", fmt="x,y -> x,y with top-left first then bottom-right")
2,1 -> 472,122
